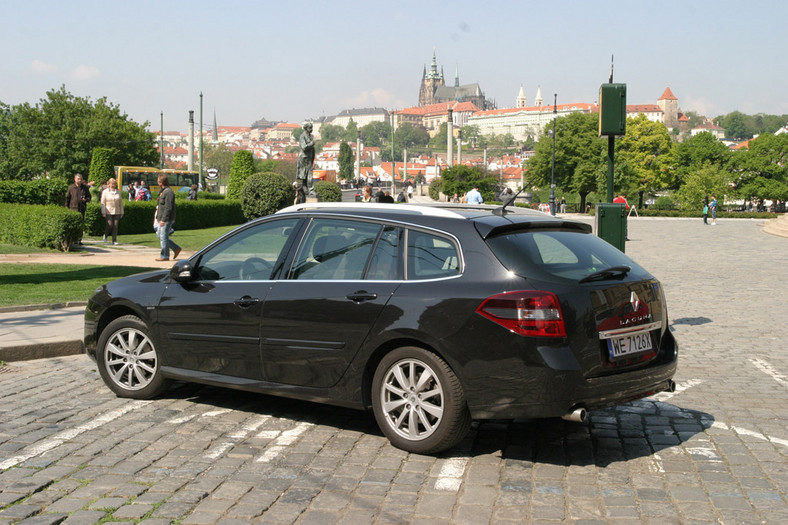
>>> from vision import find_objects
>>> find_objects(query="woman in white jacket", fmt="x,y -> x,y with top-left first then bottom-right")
100,178 -> 124,245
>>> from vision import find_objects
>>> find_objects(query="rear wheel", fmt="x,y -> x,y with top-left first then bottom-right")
372,347 -> 471,454
96,315 -> 169,399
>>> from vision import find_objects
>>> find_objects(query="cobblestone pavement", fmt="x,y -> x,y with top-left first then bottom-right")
1,217 -> 787,524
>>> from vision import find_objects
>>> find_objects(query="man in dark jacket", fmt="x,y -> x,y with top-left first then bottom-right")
154,174 -> 182,261
65,173 -> 91,245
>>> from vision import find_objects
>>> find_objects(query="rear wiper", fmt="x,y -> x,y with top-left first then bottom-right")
578,265 -> 631,284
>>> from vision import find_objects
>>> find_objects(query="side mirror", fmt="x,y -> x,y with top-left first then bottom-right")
170,261 -> 195,283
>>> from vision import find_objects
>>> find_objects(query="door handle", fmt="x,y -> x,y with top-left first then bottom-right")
346,291 -> 377,303
234,296 -> 260,308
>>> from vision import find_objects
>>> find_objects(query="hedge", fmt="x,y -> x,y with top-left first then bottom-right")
0,179 -> 69,206
84,199 -> 244,235
0,203 -> 83,251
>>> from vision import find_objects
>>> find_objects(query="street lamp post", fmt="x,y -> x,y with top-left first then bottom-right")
549,94 -> 557,216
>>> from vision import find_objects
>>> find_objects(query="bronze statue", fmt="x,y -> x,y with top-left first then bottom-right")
296,122 -> 316,195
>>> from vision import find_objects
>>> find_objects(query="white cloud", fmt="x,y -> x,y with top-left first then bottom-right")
70,65 -> 100,81
31,59 -> 57,74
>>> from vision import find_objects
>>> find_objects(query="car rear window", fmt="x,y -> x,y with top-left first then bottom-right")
486,229 -> 650,282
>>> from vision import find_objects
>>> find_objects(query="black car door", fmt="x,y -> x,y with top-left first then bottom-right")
156,218 -> 301,379
260,218 -> 401,388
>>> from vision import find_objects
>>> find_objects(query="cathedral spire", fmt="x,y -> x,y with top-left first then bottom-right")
454,65 -> 460,88
212,109 -> 218,143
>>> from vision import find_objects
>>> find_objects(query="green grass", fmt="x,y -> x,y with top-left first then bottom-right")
84,224 -> 239,252
0,264 -> 159,307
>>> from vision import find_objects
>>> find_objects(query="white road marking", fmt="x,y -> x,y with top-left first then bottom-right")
201,415 -> 270,459
202,409 -> 233,417
255,422 -> 313,463
434,457 -> 468,492
651,379 -> 704,402
709,422 -> 788,450
750,358 -> 788,387
0,401 -> 151,470
166,414 -> 196,424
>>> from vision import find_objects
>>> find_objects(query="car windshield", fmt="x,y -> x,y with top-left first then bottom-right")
486,229 -> 650,283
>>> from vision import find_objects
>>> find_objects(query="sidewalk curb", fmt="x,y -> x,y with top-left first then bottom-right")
0,340 -> 84,363
0,301 -> 88,314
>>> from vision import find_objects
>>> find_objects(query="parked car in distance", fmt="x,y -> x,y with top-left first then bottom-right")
84,202 -> 677,454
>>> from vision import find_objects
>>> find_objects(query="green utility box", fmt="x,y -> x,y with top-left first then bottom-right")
596,203 -> 627,252
599,83 -> 627,136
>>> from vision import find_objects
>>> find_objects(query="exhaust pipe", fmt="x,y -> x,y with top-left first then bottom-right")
667,379 -> 677,393
562,407 -> 587,423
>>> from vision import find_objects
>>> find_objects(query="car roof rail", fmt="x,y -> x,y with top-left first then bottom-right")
277,202 -> 465,218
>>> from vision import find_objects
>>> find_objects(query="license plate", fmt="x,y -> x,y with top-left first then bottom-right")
607,331 -> 653,358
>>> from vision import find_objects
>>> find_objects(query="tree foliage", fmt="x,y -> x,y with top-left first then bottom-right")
614,115 -> 674,206
0,86 -> 157,180
226,150 -> 256,199
88,147 -> 115,185
359,121 -> 390,148
731,133 -> 788,201
338,141 -> 355,181
439,165 -> 498,201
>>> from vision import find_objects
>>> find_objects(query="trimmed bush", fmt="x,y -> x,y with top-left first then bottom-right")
0,203 -> 83,251
89,147 -> 115,185
0,179 -> 69,205
240,172 -> 291,220
226,150 -> 256,199
429,177 -> 442,201
84,199 -> 244,235
653,195 -> 676,211
314,181 -> 341,202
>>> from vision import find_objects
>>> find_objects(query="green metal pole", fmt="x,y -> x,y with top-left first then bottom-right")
607,136 -> 614,203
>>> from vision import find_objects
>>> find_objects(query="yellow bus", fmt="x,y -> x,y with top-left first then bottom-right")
115,166 -> 199,196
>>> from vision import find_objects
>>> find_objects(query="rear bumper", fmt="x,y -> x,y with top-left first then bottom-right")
465,330 -> 678,420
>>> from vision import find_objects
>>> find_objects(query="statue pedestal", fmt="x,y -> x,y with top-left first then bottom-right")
305,196 -> 319,203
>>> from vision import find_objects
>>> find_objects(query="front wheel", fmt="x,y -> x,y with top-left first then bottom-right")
96,315 -> 169,399
372,347 -> 471,454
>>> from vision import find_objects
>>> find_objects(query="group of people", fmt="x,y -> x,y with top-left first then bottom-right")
126,180 -> 151,201
702,195 -> 718,225
450,186 -> 485,204
64,172 -> 182,261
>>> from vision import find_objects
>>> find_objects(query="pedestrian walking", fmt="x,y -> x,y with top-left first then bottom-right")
100,178 -> 124,245
65,173 -> 91,245
154,174 -> 181,261
466,186 -> 483,204
710,196 -> 718,225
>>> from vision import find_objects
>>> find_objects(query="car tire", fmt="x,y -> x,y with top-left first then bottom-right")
96,315 -> 169,399
372,346 -> 471,454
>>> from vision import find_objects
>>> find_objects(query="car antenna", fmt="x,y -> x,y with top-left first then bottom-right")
493,188 -> 525,216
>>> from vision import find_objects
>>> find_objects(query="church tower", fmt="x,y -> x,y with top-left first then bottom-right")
418,50 -> 446,106
516,85 -> 527,108
534,87 -> 543,107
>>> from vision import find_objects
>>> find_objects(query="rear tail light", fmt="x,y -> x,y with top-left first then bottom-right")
476,291 -> 567,338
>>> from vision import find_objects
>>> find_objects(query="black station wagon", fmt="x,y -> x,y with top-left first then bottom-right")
85,202 -> 677,453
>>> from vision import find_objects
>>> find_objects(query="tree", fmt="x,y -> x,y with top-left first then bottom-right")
731,133 -> 788,201
318,124 -> 344,143
202,143 -> 235,188
718,111 -> 749,140
338,141 -> 355,180
527,112 -> 605,210
226,150 -> 256,199
359,121 -> 390,148
0,86 -> 157,180
614,115 -> 674,208
428,122 -> 448,151
341,119 -> 359,143
439,165 -> 498,202
674,163 -> 731,211
88,147 -> 115,185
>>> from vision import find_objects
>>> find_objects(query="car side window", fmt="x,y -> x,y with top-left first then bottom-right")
290,218 -> 381,280
367,226 -> 400,280
407,230 -> 460,280
195,218 -> 299,281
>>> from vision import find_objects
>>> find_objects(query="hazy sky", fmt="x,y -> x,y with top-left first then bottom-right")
2,0 -> 786,132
